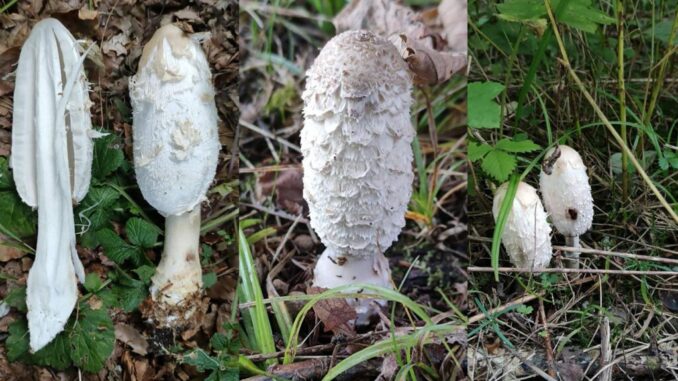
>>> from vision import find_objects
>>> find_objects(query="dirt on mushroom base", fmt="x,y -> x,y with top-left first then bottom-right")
0,0 -> 238,379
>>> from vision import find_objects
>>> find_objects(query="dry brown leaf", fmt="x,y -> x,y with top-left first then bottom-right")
102,33 -> 130,57
255,167 -> 307,215
78,7 -> 99,21
0,236 -> 25,262
307,286 -> 356,336
115,323 -> 149,356
334,0 -> 467,84
391,34 -> 466,85
174,8 -> 201,22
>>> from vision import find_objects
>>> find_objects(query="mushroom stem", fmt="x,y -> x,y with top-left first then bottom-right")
150,206 -> 202,310
313,248 -> 392,325
563,235 -> 580,269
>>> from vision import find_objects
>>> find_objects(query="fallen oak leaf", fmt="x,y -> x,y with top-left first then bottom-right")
391,34 -> 466,85
115,323 -> 149,356
307,286 -> 356,336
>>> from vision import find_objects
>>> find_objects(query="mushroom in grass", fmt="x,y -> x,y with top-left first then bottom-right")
540,145 -> 593,269
301,30 -> 414,320
129,24 -> 219,327
12,18 -> 97,351
492,182 -> 552,270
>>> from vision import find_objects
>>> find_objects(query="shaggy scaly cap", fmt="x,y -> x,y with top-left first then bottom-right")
493,182 -> 552,269
301,30 -> 414,258
539,145 -> 593,237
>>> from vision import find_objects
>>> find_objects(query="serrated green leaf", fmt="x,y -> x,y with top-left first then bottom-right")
495,138 -> 541,153
109,270 -> 148,312
68,306 -> 115,372
5,286 -> 27,312
497,0 -> 614,34
32,332 -> 71,370
468,82 -> 505,129
84,273 -> 103,293
183,348 -> 221,371
92,133 -> 124,180
468,142 -> 493,161
481,150 -> 517,182
0,157 -> 13,190
125,217 -> 160,248
76,186 -> 120,232
96,229 -> 142,265
0,191 -> 37,238
203,272 -> 217,289
6,319 -> 30,361
515,304 -> 534,315
133,265 -> 155,284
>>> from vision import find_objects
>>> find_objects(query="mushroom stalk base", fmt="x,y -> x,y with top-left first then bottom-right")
313,249 -> 392,325
148,206 -> 203,327
564,236 -> 580,269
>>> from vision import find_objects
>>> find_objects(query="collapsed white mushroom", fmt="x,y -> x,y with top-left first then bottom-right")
11,18 -> 96,351
129,24 -> 219,327
301,30 -> 414,319
539,145 -> 593,268
492,182 -> 552,270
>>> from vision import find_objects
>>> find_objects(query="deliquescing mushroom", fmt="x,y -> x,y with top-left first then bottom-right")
539,145 -> 593,269
12,18 -> 98,351
493,182 -> 553,270
129,24 -> 219,327
301,30 -> 414,319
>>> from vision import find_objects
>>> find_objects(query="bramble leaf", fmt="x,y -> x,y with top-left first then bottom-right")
495,138 -> 541,153
468,82 -> 504,129
481,150 -> 517,182
126,217 -> 160,248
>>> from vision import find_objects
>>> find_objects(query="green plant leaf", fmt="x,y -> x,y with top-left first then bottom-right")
125,217 -> 160,248
468,81 -> 505,129
468,142 -> 493,161
203,272 -> 218,289
84,273 -> 103,293
133,265 -> 155,284
0,157 -> 13,189
495,138 -> 541,153
497,0 -> 614,34
6,319 -> 30,361
481,150 -> 517,182
92,133 -> 124,180
96,228 -> 142,265
76,186 -> 121,232
182,348 -> 220,371
4,286 -> 27,312
68,306 -> 115,372
0,191 -> 36,238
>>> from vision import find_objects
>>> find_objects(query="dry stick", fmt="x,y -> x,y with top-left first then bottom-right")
538,299 -> 556,378
553,245 -> 678,265
470,235 -> 678,265
468,267 -> 678,276
600,316 -> 612,381
543,0 -> 678,224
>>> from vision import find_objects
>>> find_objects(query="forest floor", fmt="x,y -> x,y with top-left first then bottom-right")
0,0 -> 239,379
467,1 -> 678,380
238,1 -> 467,380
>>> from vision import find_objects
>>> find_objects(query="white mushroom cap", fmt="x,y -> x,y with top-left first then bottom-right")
130,24 -> 219,216
301,30 -> 414,258
539,145 -> 593,237
492,182 -> 552,269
